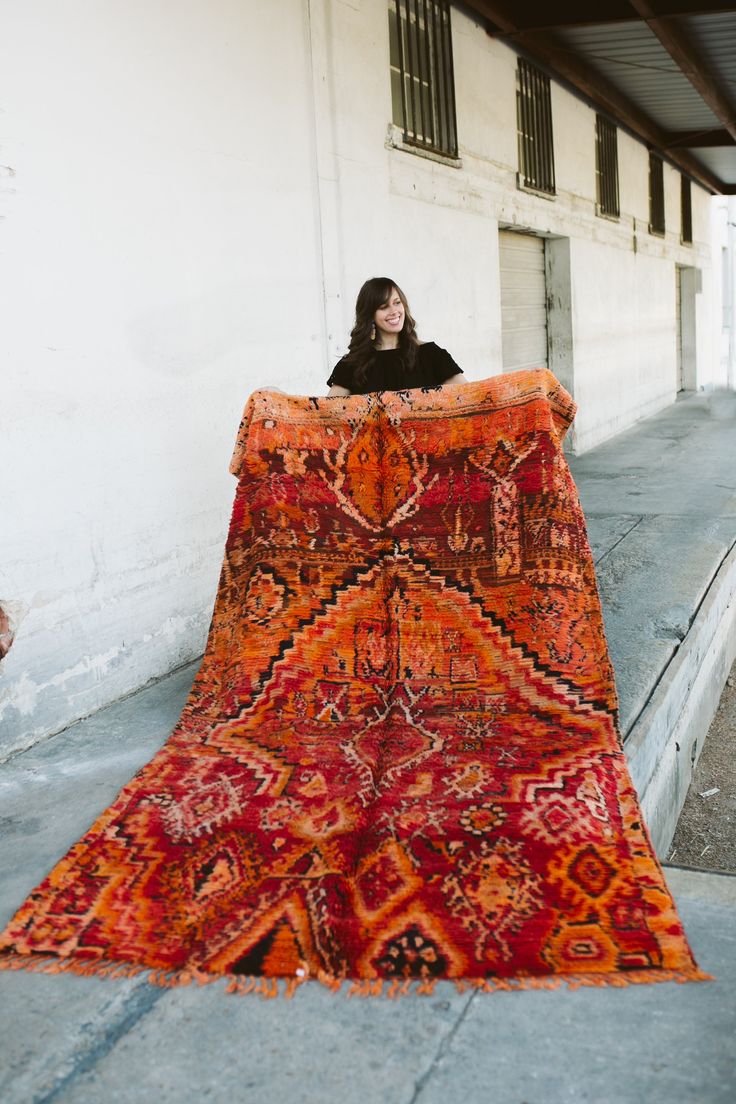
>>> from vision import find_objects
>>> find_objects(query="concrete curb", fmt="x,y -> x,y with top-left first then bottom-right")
625,540 -> 736,856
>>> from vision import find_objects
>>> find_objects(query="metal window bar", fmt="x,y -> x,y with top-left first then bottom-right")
442,4 -> 457,155
432,0 -> 445,153
518,62 -> 530,189
542,65 -> 555,193
518,62 -> 530,187
649,152 -> 665,235
390,0 -> 457,158
527,62 -> 537,188
528,63 -> 538,188
516,64 -> 525,185
421,0 -> 434,149
596,115 -> 619,218
404,1 -> 418,141
394,3 -> 408,133
412,1 -> 425,144
681,175 -> 692,244
517,59 -> 554,194
536,65 -> 545,190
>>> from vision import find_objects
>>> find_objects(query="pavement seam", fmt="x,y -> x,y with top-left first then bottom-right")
405,991 -> 477,1104
582,511 -> 736,519
29,983 -> 167,1104
0,659 -> 200,767
591,515 -> 645,566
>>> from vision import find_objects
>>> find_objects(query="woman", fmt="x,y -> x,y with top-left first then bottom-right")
326,277 -> 465,396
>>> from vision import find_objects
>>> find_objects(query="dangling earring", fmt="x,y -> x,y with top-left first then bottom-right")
370,323 -> 376,342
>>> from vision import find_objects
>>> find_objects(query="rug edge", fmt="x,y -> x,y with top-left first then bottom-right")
0,950 -> 714,1000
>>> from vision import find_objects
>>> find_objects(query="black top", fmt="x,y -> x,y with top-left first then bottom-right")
326,341 -> 463,394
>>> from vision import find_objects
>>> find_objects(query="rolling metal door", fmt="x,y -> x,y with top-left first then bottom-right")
499,231 -> 548,372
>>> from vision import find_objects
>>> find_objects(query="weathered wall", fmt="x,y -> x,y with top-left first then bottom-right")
711,195 -> 736,389
312,2 -> 714,449
0,0 -> 723,752
0,0 -> 326,754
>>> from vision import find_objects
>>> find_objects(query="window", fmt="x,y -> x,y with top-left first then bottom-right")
389,0 -> 458,159
595,115 -> 619,218
516,58 -> 555,195
648,152 -> 665,235
681,175 -> 692,244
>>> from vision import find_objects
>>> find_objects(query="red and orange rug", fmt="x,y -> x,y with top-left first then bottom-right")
0,369 -> 711,997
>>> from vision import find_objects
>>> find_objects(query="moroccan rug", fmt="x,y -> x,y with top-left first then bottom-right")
0,368 -> 710,998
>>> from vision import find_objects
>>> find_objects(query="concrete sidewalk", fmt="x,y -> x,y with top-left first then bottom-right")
0,665 -> 733,1104
569,388 -> 736,739
2,389 -> 736,1103
568,388 -> 736,851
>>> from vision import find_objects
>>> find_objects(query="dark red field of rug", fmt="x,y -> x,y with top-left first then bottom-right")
0,369 -> 711,997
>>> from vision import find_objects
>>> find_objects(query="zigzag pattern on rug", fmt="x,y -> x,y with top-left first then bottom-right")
0,369 -> 712,996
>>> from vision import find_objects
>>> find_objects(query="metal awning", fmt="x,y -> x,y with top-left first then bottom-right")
461,2 -> 736,194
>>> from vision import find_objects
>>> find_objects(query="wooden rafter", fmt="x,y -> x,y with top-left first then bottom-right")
628,0 -> 736,144
664,128 -> 735,148
461,0 -> 731,193
476,2 -> 736,33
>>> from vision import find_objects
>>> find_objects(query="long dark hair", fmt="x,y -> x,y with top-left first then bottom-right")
343,277 -> 420,388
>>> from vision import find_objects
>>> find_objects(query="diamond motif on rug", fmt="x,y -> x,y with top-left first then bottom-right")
0,370 -> 710,995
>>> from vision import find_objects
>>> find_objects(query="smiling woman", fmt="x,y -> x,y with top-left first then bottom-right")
326,277 -> 465,396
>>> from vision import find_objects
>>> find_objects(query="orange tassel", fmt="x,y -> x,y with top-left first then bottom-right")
0,950 -> 714,1000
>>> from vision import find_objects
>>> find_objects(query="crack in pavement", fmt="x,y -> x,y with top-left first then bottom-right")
30,983 -> 167,1104
592,515 -> 645,567
406,991 -> 477,1104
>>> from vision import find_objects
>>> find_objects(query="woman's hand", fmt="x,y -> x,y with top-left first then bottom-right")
440,373 -> 466,388
327,384 -> 352,396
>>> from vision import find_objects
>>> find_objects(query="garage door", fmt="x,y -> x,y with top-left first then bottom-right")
499,230 -> 548,372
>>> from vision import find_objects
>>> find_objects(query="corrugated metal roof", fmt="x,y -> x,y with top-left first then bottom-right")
462,2 -> 736,191
556,21 -> 720,132
682,12 -> 736,91
690,146 -> 736,179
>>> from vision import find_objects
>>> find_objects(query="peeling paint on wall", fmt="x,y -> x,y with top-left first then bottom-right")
1,671 -> 38,717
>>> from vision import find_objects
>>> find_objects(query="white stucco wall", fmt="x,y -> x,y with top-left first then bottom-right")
711,196 -> 736,389
314,2 -> 715,450
0,0 -> 327,754
0,0 -> 724,751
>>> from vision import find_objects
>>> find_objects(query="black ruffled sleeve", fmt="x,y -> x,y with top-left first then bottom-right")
326,357 -> 354,389
427,343 -> 463,384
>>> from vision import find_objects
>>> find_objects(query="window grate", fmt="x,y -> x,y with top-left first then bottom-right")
595,115 -> 619,218
649,152 -> 665,235
389,0 -> 458,159
516,58 -> 555,195
681,175 -> 692,244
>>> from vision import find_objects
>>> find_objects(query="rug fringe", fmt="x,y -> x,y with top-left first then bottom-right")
452,965 -> 714,995
0,951 -> 713,1000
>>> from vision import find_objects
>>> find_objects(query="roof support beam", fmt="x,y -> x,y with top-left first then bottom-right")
628,0 -> 736,144
477,2 -> 736,34
461,0 -> 729,193
664,128 -> 735,149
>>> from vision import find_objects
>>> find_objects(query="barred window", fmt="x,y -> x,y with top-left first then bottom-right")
649,152 -> 665,236
516,58 -> 555,195
681,175 -> 692,244
595,115 -> 619,218
389,0 -> 458,158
